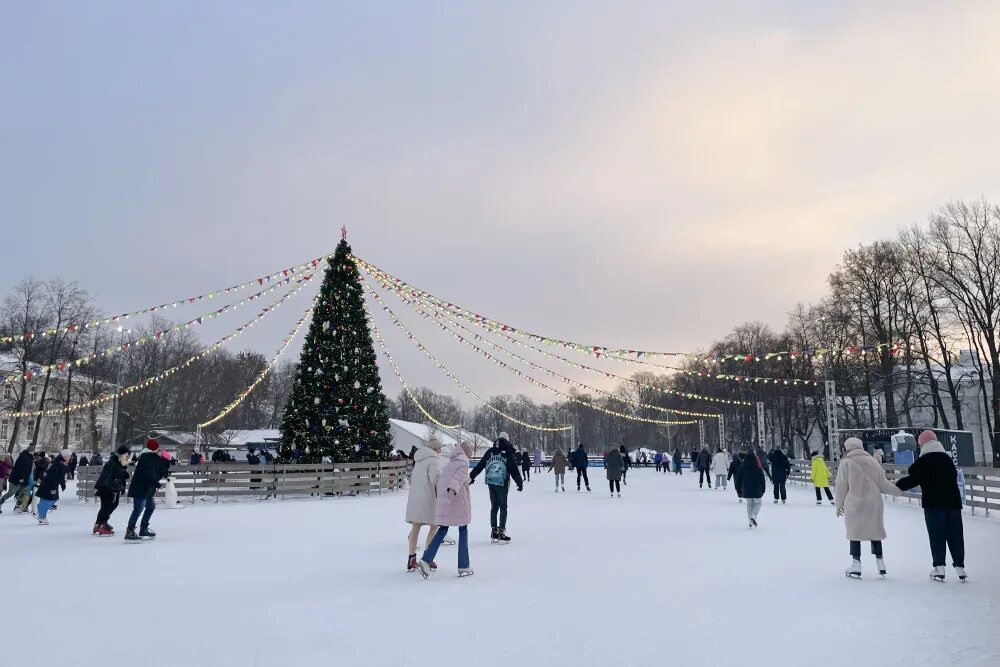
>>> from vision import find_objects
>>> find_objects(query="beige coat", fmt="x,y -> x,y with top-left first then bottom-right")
405,446 -> 440,525
834,441 -> 899,541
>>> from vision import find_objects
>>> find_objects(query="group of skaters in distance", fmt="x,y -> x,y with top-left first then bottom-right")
402,434 -> 632,579
0,438 -> 175,542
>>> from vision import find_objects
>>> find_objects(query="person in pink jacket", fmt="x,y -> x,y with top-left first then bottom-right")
418,441 -> 474,579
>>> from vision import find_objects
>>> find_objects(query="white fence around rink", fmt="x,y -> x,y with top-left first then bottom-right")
74,461 -> 407,503
787,459 -> 998,516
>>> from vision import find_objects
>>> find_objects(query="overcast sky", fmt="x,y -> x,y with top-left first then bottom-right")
3,2 -> 1000,405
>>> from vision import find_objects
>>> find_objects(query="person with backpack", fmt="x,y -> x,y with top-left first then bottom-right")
711,448 -> 730,490
835,438 -> 900,578
550,449 -> 568,492
93,445 -> 131,536
417,441 -> 475,579
520,448 -> 532,482
90,452 -> 104,467
740,448 -> 767,528
405,437 -> 442,572
895,430 -> 967,582
571,445 -> 591,491
124,439 -> 169,542
768,448 -> 792,504
605,447 -> 624,497
728,451 -> 746,502
811,451 -> 834,505
469,432 -> 523,543
35,449 -> 70,525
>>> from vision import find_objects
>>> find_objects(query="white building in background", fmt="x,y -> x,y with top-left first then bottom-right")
0,354 -> 114,455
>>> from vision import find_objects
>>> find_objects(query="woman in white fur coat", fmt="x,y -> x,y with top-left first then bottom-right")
405,437 -> 442,572
835,437 -> 901,578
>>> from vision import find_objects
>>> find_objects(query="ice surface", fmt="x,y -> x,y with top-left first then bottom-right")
2,470 -> 998,667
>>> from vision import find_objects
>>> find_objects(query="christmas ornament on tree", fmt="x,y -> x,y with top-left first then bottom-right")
278,237 -> 393,463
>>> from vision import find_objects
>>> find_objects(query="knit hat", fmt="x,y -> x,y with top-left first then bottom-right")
61,448 -> 72,460
917,430 -> 937,447
844,437 -> 863,452
498,431 -> 509,441
426,436 -> 443,451
146,438 -> 160,451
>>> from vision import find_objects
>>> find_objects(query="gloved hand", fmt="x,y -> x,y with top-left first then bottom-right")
517,486 -> 523,492
836,507 -> 844,518
469,477 -> 475,485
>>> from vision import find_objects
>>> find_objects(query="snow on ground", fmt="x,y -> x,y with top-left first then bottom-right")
2,469 -> 998,667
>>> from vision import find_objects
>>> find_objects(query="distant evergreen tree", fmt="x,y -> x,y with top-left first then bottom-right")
278,239 -> 392,462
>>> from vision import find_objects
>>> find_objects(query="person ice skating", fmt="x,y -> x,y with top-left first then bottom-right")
620,445 -> 631,485
728,451 -> 745,502
711,448 -> 730,490
654,451 -> 663,473
26,451 -> 50,514
872,447 -> 885,466
605,447 -> 624,497
835,438 -> 900,578
405,436 -> 442,571
741,448 -> 767,528
520,449 -> 532,482
571,444 -> 591,491
34,449 -> 70,525
418,441 -> 475,579
66,451 -> 78,480
0,452 -> 28,513
768,448 -> 791,503
697,447 -> 712,488
550,449 -> 568,492
469,432 -> 523,543
533,448 -> 542,474
811,451 -> 834,505
124,439 -> 168,542
93,445 -> 130,536
0,454 -> 11,496
895,430 -> 967,582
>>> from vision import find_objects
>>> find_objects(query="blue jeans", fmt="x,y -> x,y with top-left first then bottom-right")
38,498 -> 56,519
422,526 -> 470,569
127,493 -> 156,531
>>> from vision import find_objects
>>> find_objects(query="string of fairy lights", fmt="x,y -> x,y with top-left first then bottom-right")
362,276 -> 694,427
375,280 -> 728,418
8,275 -> 314,418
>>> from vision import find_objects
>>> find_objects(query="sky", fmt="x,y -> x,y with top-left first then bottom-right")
3,1 -> 1000,406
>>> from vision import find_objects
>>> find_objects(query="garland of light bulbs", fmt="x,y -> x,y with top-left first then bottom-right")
356,255 -> 904,365
0,252 -> 333,345
9,277 -> 314,418
409,293 -> 746,412
677,368 -> 818,386
386,284 -> 728,418
363,298 -> 567,432
16,275 -> 313,381
363,278 -> 693,427
198,302 -> 316,429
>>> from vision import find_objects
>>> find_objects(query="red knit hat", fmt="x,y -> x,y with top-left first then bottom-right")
146,438 -> 160,451
917,430 -> 937,447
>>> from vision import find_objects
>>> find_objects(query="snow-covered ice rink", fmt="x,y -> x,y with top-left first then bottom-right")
3,469 -> 998,667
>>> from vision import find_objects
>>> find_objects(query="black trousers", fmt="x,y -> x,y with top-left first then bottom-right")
521,465 -> 530,481
488,484 -> 509,529
850,540 -> 883,559
924,508 -> 965,567
95,490 -> 120,525
576,467 -> 590,489
609,479 -> 620,493
699,469 -> 711,486
773,480 -> 787,501
622,468 -> 627,483
815,487 -> 834,501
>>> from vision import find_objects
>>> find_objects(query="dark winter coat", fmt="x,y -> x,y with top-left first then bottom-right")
895,441 -> 963,510
190,452 -> 201,465
33,456 -> 50,482
34,458 -> 67,501
90,453 -> 104,467
739,452 -> 767,499
520,451 -> 531,468
128,450 -> 168,499
620,447 -> 632,469
767,449 -> 791,483
571,446 -> 589,470
247,452 -> 261,465
95,457 -> 130,495
696,449 -> 711,471
672,450 -> 682,467
727,456 -> 743,484
211,450 -> 227,463
604,449 -> 624,481
469,439 -> 523,489
79,456 -> 89,467
9,450 -> 34,485
67,453 -> 78,474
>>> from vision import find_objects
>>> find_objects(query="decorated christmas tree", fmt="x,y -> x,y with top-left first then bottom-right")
278,236 -> 393,463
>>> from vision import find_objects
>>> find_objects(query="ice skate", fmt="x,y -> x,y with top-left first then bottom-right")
876,558 -> 886,576
955,566 -> 967,582
98,524 -> 114,537
497,528 -> 511,544
139,527 -> 157,539
750,517 -> 758,527
773,499 -> 778,504
781,500 -> 786,504
92,523 -> 102,535
617,492 -> 621,498
407,555 -> 418,572
490,528 -> 500,544
442,539 -> 456,546
37,518 -> 49,525
416,559 -> 432,580
561,485 -> 565,492
124,529 -> 142,543
816,500 -> 822,505
845,560 -> 862,579
458,568 -> 474,578
929,566 -> 946,581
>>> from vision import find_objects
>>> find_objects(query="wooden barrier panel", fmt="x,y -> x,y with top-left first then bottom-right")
74,461 -> 407,503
